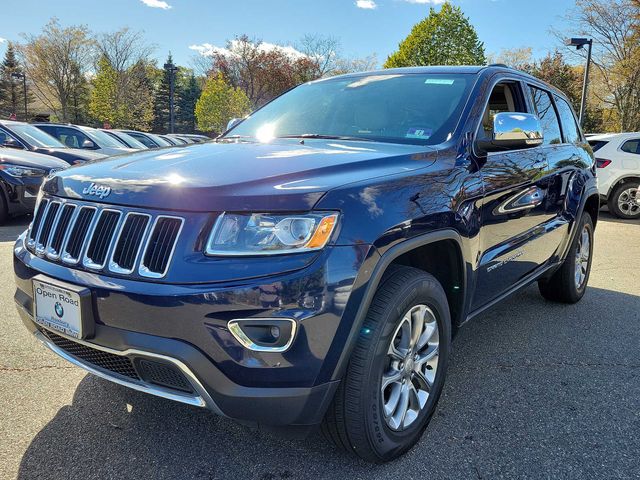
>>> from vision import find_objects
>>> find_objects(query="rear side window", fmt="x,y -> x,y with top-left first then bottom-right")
530,87 -> 562,145
554,96 -> 582,144
621,139 -> 640,155
588,140 -> 609,152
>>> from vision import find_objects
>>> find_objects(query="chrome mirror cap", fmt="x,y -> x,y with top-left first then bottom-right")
478,112 -> 544,153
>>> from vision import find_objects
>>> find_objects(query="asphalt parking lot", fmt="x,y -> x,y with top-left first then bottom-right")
0,213 -> 638,480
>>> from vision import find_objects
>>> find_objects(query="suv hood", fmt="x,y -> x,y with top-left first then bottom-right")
42,139 -> 437,211
0,148 -> 69,170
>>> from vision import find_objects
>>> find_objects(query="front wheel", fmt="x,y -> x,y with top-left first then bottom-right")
322,266 -> 451,463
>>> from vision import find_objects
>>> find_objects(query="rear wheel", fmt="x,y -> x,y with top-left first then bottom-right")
322,266 -> 451,463
538,212 -> 594,303
608,182 -> 640,219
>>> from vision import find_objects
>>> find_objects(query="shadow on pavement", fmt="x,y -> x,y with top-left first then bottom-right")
17,286 -> 640,479
0,215 -> 30,243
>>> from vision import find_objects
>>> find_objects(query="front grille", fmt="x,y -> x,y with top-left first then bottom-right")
27,197 -> 183,279
41,329 -> 140,380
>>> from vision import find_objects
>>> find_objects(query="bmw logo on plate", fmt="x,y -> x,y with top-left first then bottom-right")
54,302 -> 64,318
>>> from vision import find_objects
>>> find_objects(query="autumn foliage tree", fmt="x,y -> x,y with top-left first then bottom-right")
195,73 -> 251,134
385,3 -> 485,67
207,36 -> 320,108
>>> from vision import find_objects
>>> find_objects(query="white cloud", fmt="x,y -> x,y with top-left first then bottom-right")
0,38 -> 6,43
356,0 -> 377,9
189,40 -> 307,60
140,0 -> 172,9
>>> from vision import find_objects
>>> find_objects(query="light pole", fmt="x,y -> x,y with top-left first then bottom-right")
163,60 -> 178,134
10,71 -> 28,122
565,37 -> 593,127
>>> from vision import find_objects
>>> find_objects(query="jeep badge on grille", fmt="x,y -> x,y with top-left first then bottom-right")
82,183 -> 111,199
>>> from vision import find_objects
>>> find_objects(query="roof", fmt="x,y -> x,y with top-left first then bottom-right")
587,132 -> 640,141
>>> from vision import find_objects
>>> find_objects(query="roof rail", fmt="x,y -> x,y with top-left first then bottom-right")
488,63 -> 510,68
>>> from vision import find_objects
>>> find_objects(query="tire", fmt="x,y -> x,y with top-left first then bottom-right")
322,266 -> 451,463
538,212 -> 594,303
0,192 -> 7,226
607,181 -> 640,219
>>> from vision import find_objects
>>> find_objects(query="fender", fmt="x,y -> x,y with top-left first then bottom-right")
329,229 -> 467,382
558,174 -> 599,263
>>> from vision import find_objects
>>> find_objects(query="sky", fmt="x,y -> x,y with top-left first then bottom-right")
1,0 -> 580,68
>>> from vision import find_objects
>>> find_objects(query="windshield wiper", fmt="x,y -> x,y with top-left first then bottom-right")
278,134 -> 374,142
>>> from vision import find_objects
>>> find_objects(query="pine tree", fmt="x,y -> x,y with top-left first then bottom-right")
385,3 -> 485,68
177,73 -> 201,133
153,53 -> 181,133
0,42 -> 33,120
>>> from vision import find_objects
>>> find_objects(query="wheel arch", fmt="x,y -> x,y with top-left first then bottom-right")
330,229 -> 468,382
607,175 -> 640,198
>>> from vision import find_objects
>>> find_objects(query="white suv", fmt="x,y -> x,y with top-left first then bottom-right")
588,133 -> 640,219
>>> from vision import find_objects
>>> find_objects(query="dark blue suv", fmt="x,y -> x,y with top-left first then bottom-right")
13,66 -> 599,463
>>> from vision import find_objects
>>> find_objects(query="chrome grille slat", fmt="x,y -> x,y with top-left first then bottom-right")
83,210 -> 121,269
35,202 -> 60,255
27,197 -> 183,279
63,207 -> 97,263
139,216 -> 184,278
46,204 -> 75,259
27,199 -> 50,249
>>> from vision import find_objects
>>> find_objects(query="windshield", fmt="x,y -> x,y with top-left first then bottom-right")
226,73 -> 473,146
9,123 -> 66,148
81,127 -> 128,148
148,133 -> 172,147
110,131 -> 147,149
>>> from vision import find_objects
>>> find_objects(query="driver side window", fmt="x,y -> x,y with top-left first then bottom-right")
478,82 -> 526,142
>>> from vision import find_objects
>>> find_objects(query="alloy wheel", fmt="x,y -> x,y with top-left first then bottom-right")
381,304 -> 439,431
574,225 -> 591,289
617,187 -> 639,217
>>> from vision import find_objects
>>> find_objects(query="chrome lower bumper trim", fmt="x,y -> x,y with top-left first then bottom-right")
33,329 -> 222,414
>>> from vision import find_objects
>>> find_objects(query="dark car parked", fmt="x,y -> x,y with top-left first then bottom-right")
100,129 -> 149,150
117,130 -> 173,149
14,66 -> 598,463
0,148 -> 67,224
0,120 -> 106,165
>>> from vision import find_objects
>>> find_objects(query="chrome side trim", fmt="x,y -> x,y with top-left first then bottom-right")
138,216 -> 185,279
34,329 -> 221,413
228,318 -> 298,353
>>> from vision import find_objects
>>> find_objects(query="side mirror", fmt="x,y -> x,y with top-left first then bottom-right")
2,136 -> 21,149
477,112 -> 543,153
81,138 -> 97,149
226,118 -> 242,131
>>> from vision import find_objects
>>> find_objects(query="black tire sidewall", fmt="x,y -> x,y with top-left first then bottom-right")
360,273 -> 451,461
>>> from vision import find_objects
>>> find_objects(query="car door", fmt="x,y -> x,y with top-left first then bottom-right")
471,78 -> 555,309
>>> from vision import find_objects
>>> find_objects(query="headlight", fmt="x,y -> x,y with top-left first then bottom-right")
205,212 -> 339,256
0,164 -> 47,178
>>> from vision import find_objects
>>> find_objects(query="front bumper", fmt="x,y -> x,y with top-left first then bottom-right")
14,238 -> 373,426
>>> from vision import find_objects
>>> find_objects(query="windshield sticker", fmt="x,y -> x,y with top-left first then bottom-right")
424,78 -> 455,85
406,128 -> 433,140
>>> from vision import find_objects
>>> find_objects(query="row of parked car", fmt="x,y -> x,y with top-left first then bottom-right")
0,119 -> 209,224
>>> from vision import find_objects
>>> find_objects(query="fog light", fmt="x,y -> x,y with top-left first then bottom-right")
228,319 -> 296,352
270,325 -> 280,339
